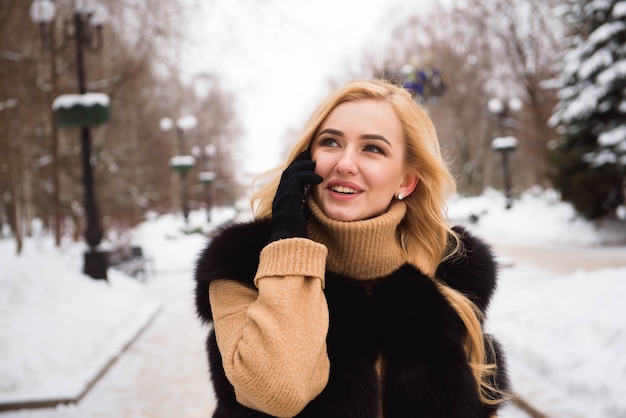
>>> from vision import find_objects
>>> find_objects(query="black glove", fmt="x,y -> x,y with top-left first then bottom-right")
269,150 -> 323,243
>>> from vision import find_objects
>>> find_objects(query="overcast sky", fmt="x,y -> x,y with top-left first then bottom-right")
180,0 -> 439,179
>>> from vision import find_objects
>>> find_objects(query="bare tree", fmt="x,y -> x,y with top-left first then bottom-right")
1,1 -> 43,253
360,0 -> 566,195
2,0 -> 243,255
463,0 -> 564,188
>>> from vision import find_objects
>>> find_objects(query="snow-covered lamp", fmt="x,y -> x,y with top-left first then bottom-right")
169,155 -> 196,172
161,114 -> 197,224
52,93 -> 110,127
488,97 -> 522,210
89,3 -> 109,27
30,0 -> 110,281
75,0 -> 97,15
492,135 -> 517,209
491,136 -> 518,152
197,171 -> 216,183
177,115 -> 198,132
488,98 -> 505,115
29,0 -> 56,24
488,97 -> 523,119
159,117 -> 174,132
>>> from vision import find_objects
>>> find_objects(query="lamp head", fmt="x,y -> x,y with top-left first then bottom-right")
159,117 -> 174,132
89,3 -> 109,27
488,98 -> 505,115
30,0 -> 56,24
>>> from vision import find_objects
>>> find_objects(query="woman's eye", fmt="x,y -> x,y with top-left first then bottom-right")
320,137 -> 339,147
363,144 -> 384,154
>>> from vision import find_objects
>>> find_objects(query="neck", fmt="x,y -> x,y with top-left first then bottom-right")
307,199 -> 408,279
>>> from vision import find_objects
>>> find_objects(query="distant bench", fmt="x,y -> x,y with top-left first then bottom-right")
108,245 -> 153,281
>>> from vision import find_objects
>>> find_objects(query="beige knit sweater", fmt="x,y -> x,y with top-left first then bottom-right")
208,200 -> 408,417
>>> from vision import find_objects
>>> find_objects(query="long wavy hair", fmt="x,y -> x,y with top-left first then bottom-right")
251,79 -> 503,404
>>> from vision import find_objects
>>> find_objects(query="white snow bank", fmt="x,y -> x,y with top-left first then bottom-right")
448,187 -> 626,246
487,265 -> 626,418
0,237 -> 159,405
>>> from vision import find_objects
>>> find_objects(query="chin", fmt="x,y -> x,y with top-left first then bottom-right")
333,214 -> 359,222
322,205 -> 360,222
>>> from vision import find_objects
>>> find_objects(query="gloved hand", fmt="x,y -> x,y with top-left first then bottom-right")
269,150 -> 323,243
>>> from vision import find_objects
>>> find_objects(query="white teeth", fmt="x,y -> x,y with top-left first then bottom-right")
332,186 -> 357,194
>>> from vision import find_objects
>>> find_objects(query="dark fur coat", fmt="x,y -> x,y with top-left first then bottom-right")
194,219 -> 509,417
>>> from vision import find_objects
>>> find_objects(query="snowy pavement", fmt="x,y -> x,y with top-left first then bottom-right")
1,270 -> 216,418
0,210 -> 223,418
461,191 -> 626,418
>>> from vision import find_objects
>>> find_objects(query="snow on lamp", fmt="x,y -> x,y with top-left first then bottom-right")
169,155 -> 196,172
491,136 -> 518,152
197,171 -> 216,183
52,93 -> 110,127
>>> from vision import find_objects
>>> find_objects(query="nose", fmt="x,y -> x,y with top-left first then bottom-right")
335,149 -> 358,175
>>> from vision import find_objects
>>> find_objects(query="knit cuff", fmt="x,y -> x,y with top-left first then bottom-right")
254,238 -> 328,288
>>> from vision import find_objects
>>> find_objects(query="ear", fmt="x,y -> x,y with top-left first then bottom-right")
398,172 -> 419,198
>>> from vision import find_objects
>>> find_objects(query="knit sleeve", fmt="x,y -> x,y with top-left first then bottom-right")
209,237 -> 330,417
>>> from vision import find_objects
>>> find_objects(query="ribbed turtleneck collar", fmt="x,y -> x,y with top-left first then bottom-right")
306,199 -> 408,280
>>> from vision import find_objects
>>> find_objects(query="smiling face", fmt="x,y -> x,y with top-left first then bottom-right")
310,99 -> 419,221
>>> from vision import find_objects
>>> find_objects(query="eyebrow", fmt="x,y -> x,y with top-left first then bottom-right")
318,128 -> 392,146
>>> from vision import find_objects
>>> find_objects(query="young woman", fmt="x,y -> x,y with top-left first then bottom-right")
195,79 -> 509,417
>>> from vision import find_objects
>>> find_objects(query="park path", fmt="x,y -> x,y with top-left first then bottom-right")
488,238 -> 626,274
80,268 -> 218,418
0,267 -> 217,418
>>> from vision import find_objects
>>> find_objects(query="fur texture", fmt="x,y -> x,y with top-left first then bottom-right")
194,220 -> 508,417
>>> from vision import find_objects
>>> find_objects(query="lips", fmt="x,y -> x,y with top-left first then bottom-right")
332,185 -> 358,194
326,180 -> 363,195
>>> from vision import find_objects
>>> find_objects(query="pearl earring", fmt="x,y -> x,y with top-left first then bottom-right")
397,192 -> 405,200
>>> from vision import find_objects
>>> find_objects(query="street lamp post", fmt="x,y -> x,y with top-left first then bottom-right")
491,136 -> 518,209
160,115 -> 197,224
195,143 -> 216,223
488,97 -> 522,209
30,0 -> 110,279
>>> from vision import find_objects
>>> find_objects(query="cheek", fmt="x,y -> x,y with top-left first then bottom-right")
312,152 -> 334,176
367,166 -> 403,191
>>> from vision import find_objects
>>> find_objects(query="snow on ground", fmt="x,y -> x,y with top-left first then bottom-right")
0,206 -> 236,410
448,186 -> 626,246
448,188 -> 626,418
0,188 -> 625,417
0,233 -> 159,406
489,265 -> 626,418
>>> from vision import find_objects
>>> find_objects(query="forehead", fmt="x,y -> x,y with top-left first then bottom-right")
319,99 -> 403,138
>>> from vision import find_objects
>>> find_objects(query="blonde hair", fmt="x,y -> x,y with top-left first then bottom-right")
251,79 -> 504,404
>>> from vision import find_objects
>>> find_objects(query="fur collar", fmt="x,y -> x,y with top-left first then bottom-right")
194,218 -> 498,323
